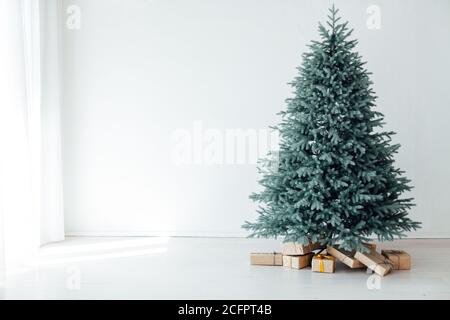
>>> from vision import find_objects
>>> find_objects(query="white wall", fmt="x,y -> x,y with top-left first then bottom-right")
61,0 -> 450,237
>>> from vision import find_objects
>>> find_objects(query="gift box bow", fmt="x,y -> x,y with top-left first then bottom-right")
382,250 -> 407,267
315,254 -> 334,272
371,255 -> 394,271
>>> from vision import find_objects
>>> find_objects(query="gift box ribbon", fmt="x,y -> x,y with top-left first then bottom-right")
315,254 -> 333,272
382,250 -> 405,267
383,250 -> 404,258
384,250 -> 404,255
370,255 -> 394,272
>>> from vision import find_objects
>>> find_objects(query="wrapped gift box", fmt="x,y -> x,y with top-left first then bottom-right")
282,253 -> 314,269
312,254 -> 336,273
250,252 -> 283,266
281,241 -> 322,255
354,250 -> 392,276
381,250 -> 411,270
326,246 -> 365,269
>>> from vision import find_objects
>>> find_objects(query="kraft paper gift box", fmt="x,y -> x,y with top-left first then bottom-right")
312,254 -> 336,273
282,253 -> 314,269
354,250 -> 392,276
250,252 -> 283,266
326,246 -> 365,269
282,255 -> 292,268
381,250 -> 411,270
281,241 -> 322,255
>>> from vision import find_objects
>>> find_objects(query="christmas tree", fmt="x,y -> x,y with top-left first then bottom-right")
243,6 -> 420,252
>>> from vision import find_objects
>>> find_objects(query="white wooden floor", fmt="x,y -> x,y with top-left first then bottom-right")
1,237 -> 449,299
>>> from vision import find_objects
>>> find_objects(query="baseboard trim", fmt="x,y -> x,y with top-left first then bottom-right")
65,231 -> 248,238
65,231 -> 450,239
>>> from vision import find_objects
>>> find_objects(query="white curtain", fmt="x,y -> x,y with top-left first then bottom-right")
0,0 -> 64,277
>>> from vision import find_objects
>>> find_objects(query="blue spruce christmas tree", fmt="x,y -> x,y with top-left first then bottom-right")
243,6 -> 420,252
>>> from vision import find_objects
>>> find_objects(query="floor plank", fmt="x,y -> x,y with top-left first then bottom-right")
1,237 -> 449,299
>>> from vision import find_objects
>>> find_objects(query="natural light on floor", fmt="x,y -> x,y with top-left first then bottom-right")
35,237 -> 170,265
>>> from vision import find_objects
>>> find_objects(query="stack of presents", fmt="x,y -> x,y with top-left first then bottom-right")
250,241 -> 410,276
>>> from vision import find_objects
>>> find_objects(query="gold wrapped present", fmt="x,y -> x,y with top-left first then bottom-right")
381,250 -> 411,270
282,253 -> 314,269
250,252 -> 283,266
312,254 -> 336,273
326,246 -> 365,269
